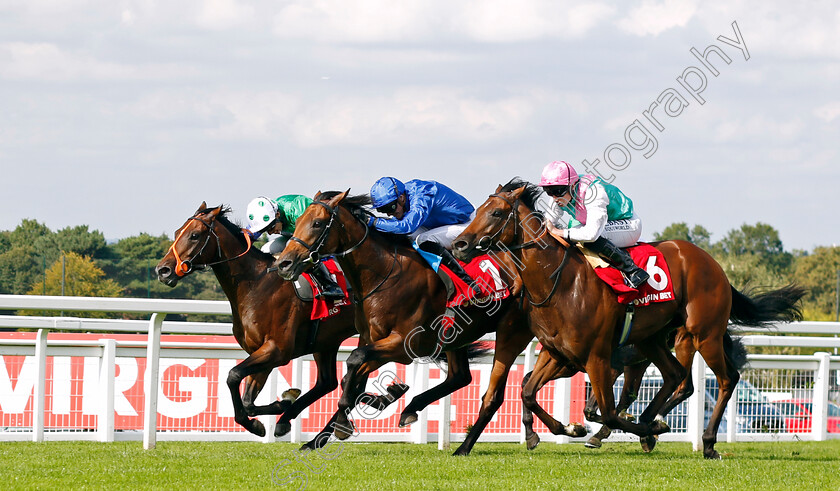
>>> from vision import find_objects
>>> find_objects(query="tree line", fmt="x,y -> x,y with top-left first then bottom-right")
0,218 -> 838,322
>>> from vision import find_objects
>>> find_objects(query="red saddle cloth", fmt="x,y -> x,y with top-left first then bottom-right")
440,255 -> 511,308
592,243 -> 675,306
301,259 -> 352,320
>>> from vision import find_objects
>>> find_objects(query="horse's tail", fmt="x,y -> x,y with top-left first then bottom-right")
728,284 -> 806,328
723,330 -> 749,371
465,341 -> 493,361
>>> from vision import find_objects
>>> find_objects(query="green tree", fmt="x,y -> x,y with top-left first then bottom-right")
22,252 -> 122,318
717,222 -> 792,274
793,246 -> 840,320
653,222 -> 712,250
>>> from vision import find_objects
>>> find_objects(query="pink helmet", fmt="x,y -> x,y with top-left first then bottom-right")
539,160 -> 579,187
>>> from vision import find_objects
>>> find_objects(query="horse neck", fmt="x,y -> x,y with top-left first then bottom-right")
210,229 -> 278,311
513,208 -> 578,301
332,216 -> 410,296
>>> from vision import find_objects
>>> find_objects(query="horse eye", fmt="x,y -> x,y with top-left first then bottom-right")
312,220 -> 323,228
491,210 -> 503,218
189,232 -> 200,240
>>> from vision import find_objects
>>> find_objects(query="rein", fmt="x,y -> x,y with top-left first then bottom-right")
286,201 -> 370,264
480,192 -> 568,306
168,216 -> 253,277
289,199 -> 398,302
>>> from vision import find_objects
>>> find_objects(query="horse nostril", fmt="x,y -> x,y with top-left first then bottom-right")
277,260 -> 292,271
452,240 -> 468,252
157,266 -> 171,278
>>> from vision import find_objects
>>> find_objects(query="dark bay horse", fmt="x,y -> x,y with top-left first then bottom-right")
274,191 -> 548,455
453,180 -> 804,459
156,203 -> 364,440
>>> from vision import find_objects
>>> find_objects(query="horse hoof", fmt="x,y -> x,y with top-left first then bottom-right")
704,449 -> 722,460
526,433 -> 541,451
282,388 -> 302,402
299,442 -> 315,453
584,437 -> 602,449
244,419 -> 266,437
650,419 -> 671,435
399,412 -> 418,427
333,420 -> 355,440
619,410 -> 635,422
275,421 -> 292,437
640,435 -> 658,453
452,448 -> 470,457
566,423 -> 587,438
387,383 -> 410,400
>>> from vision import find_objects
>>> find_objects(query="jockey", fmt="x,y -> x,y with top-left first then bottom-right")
245,195 -> 344,299
368,177 -> 480,293
538,161 -> 650,289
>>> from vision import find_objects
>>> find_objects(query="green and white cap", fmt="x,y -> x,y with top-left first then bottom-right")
246,196 -> 278,234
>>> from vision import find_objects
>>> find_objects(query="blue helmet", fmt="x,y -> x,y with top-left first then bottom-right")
370,177 -> 406,209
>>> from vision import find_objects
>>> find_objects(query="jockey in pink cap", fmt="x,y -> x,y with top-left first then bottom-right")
538,160 -> 650,289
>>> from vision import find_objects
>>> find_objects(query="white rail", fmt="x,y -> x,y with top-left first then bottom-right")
1,295 -> 839,449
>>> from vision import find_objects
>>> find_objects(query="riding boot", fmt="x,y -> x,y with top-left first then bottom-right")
587,236 -> 650,289
310,262 -> 345,300
420,242 -> 482,296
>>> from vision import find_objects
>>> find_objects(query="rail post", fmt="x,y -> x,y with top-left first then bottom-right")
143,312 -> 164,450
32,329 -> 48,442
98,338 -> 116,442
687,352 -> 706,451
812,352 -> 831,441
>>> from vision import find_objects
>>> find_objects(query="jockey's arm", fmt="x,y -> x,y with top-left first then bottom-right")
565,183 -> 610,243
369,188 -> 434,234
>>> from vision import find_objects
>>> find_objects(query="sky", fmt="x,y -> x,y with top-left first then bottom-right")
1,0 -> 838,252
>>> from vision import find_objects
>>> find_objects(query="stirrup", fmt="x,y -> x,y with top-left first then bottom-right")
622,269 -> 650,289
315,283 -> 345,300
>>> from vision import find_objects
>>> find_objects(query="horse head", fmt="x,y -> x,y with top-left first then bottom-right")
274,189 -> 364,281
452,182 -> 537,263
156,201 -> 251,286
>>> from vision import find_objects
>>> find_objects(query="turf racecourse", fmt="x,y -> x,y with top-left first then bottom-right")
2,440 -> 839,490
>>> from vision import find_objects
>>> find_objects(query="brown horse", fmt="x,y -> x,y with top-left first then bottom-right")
155,203 -> 366,441
274,191 -> 544,455
453,179 -> 804,459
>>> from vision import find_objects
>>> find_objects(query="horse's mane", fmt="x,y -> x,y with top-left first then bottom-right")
500,177 -> 544,212
213,205 -> 272,259
315,191 -> 414,248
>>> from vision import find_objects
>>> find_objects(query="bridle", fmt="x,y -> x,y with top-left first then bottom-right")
168,215 -> 253,277
285,200 -> 370,265
475,192 -> 567,307
286,199 -> 399,302
475,193 -> 547,252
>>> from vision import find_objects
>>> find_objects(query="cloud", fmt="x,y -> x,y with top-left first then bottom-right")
195,0 -> 256,30
713,115 -> 804,143
272,0 -> 615,43
813,101 -> 840,123
617,0 -> 699,36
0,42 -> 193,81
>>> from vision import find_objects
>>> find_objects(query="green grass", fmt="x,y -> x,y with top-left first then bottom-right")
2,440 -> 840,490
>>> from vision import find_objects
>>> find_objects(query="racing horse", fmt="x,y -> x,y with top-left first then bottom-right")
156,203 -> 482,449
274,191 -> 546,456
452,179 -> 804,459
156,202 -> 370,442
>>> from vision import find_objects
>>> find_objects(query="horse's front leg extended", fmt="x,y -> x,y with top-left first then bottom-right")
521,350 -> 587,438
226,342 -> 285,437
275,349 -> 339,437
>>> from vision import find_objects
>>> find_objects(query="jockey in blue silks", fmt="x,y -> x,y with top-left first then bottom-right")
368,177 -> 480,293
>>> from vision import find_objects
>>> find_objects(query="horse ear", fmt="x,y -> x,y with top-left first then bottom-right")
326,189 -> 350,207
195,201 -> 208,214
495,184 -> 503,193
509,185 -> 528,200
314,190 -> 322,201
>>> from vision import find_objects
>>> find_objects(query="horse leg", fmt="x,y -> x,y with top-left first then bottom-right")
633,337 -> 687,436
227,342 -> 285,436
400,348 -> 471,428
333,334 -> 408,440
586,363 -> 648,449
523,364 -> 578,450
697,333 -> 740,460
455,327 -> 534,456
521,350 -> 587,438
274,349 -> 339,437
298,376 -> 369,452
655,331 -> 697,423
